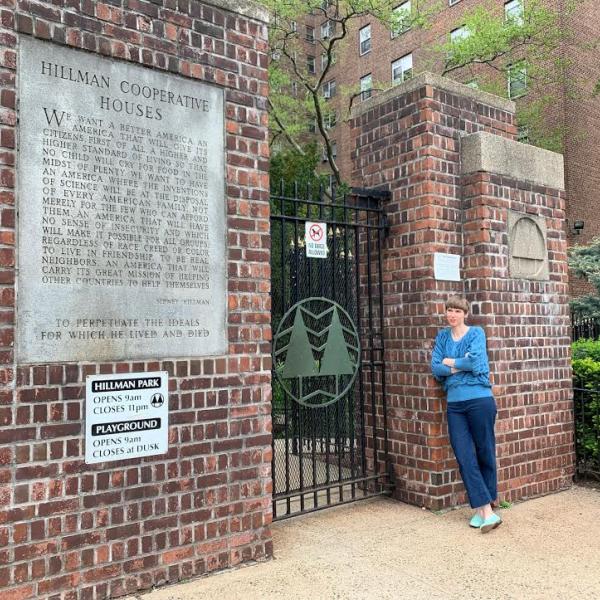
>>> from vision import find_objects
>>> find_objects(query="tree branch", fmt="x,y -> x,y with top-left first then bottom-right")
268,98 -> 306,155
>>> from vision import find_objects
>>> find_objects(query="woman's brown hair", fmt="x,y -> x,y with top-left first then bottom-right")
445,296 -> 469,313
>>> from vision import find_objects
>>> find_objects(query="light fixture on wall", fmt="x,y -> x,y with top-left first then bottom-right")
572,220 -> 585,235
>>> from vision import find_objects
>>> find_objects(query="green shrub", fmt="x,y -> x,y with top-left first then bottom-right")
573,356 -> 600,387
572,338 -> 600,362
572,352 -> 600,473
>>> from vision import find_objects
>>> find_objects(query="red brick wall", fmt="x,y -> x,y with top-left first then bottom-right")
333,0 -> 505,183
461,172 -> 573,504
562,0 -> 600,297
350,76 -> 574,510
305,1 -> 600,301
0,2 -> 272,599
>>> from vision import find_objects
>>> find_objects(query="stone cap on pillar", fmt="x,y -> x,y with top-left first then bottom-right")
205,0 -> 270,21
461,131 -> 565,191
350,71 -> 515,119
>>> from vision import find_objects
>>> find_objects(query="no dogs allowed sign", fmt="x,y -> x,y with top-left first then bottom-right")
305,222 -> 328,258
85,371 -> 169,464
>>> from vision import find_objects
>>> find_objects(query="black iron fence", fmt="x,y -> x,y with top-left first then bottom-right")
571,315 -> 600,479
572,315 -> 600,341
573,385 -> 600,481
269,183 -> 391,520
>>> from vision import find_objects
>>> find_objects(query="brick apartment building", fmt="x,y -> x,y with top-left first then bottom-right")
288,0 -> 600,296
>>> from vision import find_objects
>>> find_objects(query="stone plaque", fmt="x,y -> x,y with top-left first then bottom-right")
507,210 -> 549,280
17,38 -> 227,362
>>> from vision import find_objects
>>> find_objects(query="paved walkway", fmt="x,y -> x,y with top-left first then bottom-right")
133,486 -> 600,600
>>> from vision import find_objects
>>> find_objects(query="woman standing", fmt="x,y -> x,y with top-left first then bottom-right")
431,296 -> 501,533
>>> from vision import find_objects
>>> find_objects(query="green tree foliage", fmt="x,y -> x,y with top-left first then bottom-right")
440,0 -> 566,77
569,238 -> 600,317
266,0 -> 594,179
439,0 -> 587,152
263,0 -> 430,184
270,143 -> 325,192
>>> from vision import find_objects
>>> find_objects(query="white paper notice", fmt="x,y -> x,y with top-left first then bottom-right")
434,253 -> 461,281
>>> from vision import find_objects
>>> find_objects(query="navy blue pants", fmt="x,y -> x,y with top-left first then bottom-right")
447,396 -> 498,509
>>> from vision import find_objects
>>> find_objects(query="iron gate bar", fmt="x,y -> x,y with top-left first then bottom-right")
274,473 -> 385,501
270,183 -> 392,520
319,195 -> 331,508
307,233 -> 319,510
354,210 -> 368,486
269,214 -> 384,230
350,187 -> 392,199
366,222 -> 376,480
332,210 -> 345,504
292,184 -> 305,514
280,185 -> 290,518
272,193 -> 386,210
343,195 -> 357,501
274,489 -> 387,522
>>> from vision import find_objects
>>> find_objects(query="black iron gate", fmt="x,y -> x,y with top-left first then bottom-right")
270,183 -> 392,520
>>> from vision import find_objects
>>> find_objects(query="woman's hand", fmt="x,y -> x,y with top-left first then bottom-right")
442,358 -> 459,374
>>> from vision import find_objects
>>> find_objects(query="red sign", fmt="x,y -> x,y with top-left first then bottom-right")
309,224 -> 324,242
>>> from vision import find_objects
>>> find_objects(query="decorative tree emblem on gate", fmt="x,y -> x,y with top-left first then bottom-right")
273,298 -> 360,407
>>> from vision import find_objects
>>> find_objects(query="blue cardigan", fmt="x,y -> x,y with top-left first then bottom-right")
431,326 -> 492,402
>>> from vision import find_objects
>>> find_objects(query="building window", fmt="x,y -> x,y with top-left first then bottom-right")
517,125 -> 529,143
323,79 -> 336,99
392,53 -> 413,84
360,73 -> 372,101
321,20 -> 334,39
290,20 -> 297,32
308,119 -> 317,133
307,55 -> 315,74
332,141 -> 337,159
291,81 -> 298,96
306,25 -> 315,43
450,26 -> 470,42
505,0 -> 524,25
359,25 -> 371,55
391,1 -> 411,38
325,111 -> 337,129
508,62 -> 527,98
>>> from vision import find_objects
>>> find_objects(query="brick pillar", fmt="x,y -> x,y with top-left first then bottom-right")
350,73 -> 574,510
1,2 -> 272,599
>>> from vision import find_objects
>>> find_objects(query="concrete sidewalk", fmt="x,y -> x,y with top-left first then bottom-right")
135,486 -> 600,600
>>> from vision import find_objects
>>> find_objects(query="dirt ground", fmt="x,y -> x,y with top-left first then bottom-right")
130,485 -> 600,600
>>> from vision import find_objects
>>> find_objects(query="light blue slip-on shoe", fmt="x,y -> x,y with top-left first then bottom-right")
480,513 -> 502,534
469,514 -> 484,528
